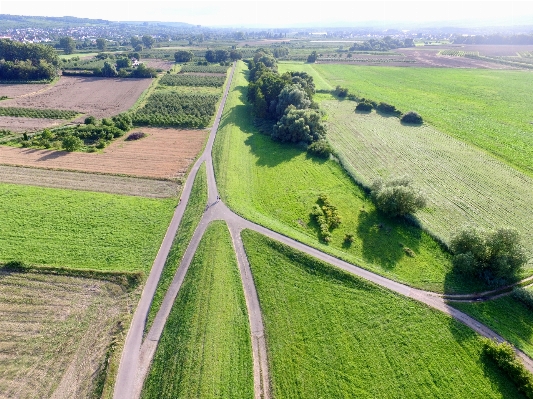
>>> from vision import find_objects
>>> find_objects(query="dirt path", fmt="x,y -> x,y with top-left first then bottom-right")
113,60 -> 533,399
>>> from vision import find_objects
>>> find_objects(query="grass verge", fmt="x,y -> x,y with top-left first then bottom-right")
241,229 -> 525,399
141,221 -> 253,399
144,163 -> 208,333
0,182 -> 175,272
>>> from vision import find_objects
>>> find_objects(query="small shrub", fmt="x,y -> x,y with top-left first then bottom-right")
84,115 -> 96,125
355,102 -> 373,112
370,175 -> 426,217
125,132 -> 147,141
376,102 -> 400,115
401,111 -> 423,124
344,234 -> 354,244
62,135 -> 83,152
334,85 -> 349,98
307,140 -> 333,158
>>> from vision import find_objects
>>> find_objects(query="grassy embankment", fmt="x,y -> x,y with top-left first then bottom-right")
0,182 -> 175,273
242,229 -> 524,399
142,221 -> 253,399
452,297 -> 533,359
144,163 -> 208,333
213,61 -> 470,293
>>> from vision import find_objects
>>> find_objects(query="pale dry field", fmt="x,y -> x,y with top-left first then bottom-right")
0,76 -> 153,120
0,83 -> 51,98
0,116 -> 65,132
0,127 -> 207,180
0,165 -> 179,198
0,271 -> 134,399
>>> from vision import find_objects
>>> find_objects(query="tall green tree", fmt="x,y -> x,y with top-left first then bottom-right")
130,36 -> 142,49
59,37 -> 76,55
96,38 -> 106,51
174,50 -> 194,62
142,35 -> 155,49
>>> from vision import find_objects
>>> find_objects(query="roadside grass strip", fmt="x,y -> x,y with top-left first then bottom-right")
453,297 -> 533,359
0,183 -> 175,272
213,61 -> 468,293
0,270 -> 133,399
308,64 -> 533,178
241,229 -> 525,399
144,163 -> 208,333
141,221 -> 253,399
321,100 -> 533,269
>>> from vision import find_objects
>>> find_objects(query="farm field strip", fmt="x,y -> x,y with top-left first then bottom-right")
0,270 -> 133,399
0,82 -> 51,98
0,127 -> 208,180
323,101 -> 533,260
452,296 -> 533,359
141,222 -> 253,399
0,107 -> 78,119
0,165 -> 179,198
0,116 -> 65,133
242,229 -> 524,399
0,182 -> 175,272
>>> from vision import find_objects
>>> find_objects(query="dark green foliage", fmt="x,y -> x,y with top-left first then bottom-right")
355,101 -> 373,112
512,287 -> 533,310
274,83 -> 311,117
132,92 -> 218,128
272,47 -> 289,58
84,115 -> 96,125
334,85 -> 349,97
344,233 -> 355,244
229,50 -> 242,61
59,37 -> 76,55
307,140 -> 333,158
0,39 -> 58,81
142,35 -> 155,49
349,37 -> 414,51
62,135 -> 82,151
101,61 -> 117,77
159,74 -> 225,87
401,111 -> 423,124
482,338 -> 533,398
370,175 -> 426,217
450,227 -> 527,282
307,50 -> 318,63
115,57 -> 131,69
95,38 -> 106,51
179,64 -> 229,74
272,106 -> 326,144
376,102 -> 401,115
174,50 -> 194,63
130,63 -> 157,78
0,107 -> 78,119
311,193 -> 341,242
112,113 -> 132,131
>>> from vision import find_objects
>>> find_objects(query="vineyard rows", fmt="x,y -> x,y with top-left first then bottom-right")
318,57 -> 415,63
0,107 -> 79,119
132,92 -> 219,128
439,50 -> 479,57
323,100 -> 533,254
159,74 -> 226,87
518,51 -> 533,58
179,65 -> 229,74
465,54 -> 533,69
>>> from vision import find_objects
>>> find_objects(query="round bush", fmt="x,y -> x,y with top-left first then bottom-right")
84,115 -> 96,125
401,111 -> 423,124
355,102 -> 373,112
125,131 -> 147,141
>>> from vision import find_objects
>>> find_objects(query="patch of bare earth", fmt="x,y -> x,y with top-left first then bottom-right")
0,83 -> 51,98
0,127 -> 207,180
142,59 -> 174,70
0,76 -> 153,120
0,271 -> 135,399
0,165 -> 179,198
0,116 -> 65,132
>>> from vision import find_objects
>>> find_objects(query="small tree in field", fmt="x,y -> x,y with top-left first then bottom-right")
401,111 -> 423,124
370,175 -> 426,217
174,50 -> 194,63
62,135 -> 82,151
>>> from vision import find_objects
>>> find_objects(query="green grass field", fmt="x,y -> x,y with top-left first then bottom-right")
141,221 -> 253,399
213,61 -> 476,293
0,183 -> 175,272
279,63 -> 533,177
452,297 -> 533,359
241,229 -> 524,399
317,100 -> 533,267
145,163 -> 208,333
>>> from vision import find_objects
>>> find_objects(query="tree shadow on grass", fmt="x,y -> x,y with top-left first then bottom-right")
356,209 -> 422,270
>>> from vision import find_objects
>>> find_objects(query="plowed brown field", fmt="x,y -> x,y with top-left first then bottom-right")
0,76 -> 153,120
0,82 -> 51,98
0,127 -> 207,180
0,116 -> 65,132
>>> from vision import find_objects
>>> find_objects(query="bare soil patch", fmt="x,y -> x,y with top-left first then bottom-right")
0,116 -> 65,132
0,271 -> 134,399
0,83 -> 51,98
439,44 -> 533,56
0,165 -> 179,198
0,127 -> 207,180
143,59 -> 175,71
0,76 -> 153,120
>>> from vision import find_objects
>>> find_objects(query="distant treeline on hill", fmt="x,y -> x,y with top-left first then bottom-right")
453,34 -> 533,45
0,39 -> 58,81
349,37 -> 415,52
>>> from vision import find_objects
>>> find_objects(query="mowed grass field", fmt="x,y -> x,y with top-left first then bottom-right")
0,270 -> 133,399
279,63 -> 533,177
452,296 -> 533,359
145,163 -> 208,333
142,221 -> 253,399
214,61 -> 471,293
241,229 -> 524,399
0,183 -> 175,272
320,100 -> 533,265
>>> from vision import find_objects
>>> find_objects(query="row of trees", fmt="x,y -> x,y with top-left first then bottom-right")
349,37 -> 414,52
247,48 -> 327,145
0,39 -> 59,80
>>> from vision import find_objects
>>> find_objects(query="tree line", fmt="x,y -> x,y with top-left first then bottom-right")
0,39 -> 58,81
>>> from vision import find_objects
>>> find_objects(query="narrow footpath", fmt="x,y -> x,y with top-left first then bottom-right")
114,61 -> 533,399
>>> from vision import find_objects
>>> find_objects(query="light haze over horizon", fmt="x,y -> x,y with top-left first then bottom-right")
1,0 -> 532,28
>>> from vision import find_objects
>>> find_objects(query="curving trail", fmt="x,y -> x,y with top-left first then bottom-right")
114,61 -> 533,399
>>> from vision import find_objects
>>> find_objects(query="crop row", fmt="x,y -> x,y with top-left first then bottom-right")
159,74 -> 226,87
179,65 -> 229,74
439,50 -> 479,57
0,107 -> 79,119
465,54 -> 533,69
318,57 -> 415,63
132,92 -> 219,128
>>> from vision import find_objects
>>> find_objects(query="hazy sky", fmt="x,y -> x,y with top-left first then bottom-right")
1,0 -> 532,27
